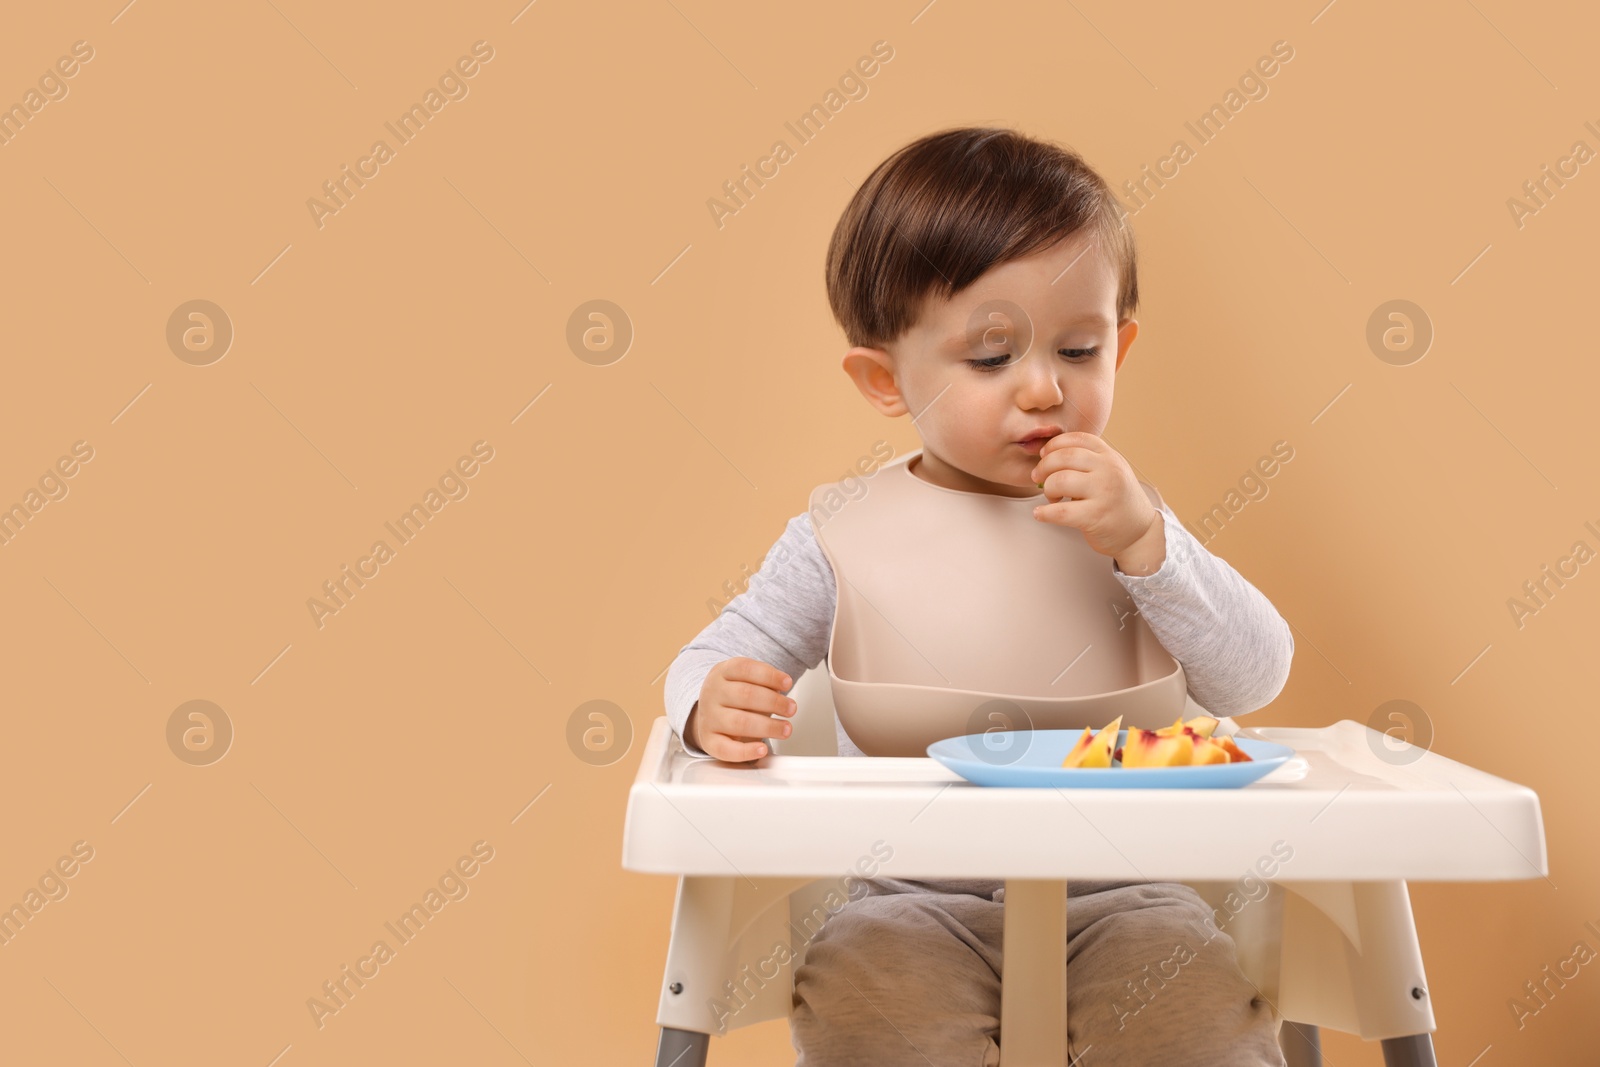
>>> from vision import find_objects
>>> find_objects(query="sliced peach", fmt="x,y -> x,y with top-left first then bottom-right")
1120,727 -> 1194,768
1153,716 -> 1189,738
1191,737 -> 1231,765
1214,736 -> 1253,763
1156,714 -> 1220,741
1062,715 -> 1123,768
1088,715 -> 1124,763
1062,727 -> 1096,767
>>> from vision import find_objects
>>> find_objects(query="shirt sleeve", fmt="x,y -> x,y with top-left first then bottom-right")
664,510 -> 837,757
1110,500 -> 1295,717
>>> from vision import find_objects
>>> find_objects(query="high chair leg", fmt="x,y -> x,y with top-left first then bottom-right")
653,1026 -> 709,1067
998,878 -> 1069,1065
1380,1033 -> 1437,1067
1280,1020 -> 1321,1067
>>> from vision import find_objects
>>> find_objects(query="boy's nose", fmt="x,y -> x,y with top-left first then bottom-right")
1016,360 -> 1065,407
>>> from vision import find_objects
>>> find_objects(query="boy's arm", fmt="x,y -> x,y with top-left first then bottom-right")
1110,499 -> 1294,717
665,511 -> 836,758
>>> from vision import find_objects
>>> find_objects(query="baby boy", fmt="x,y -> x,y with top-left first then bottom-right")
664,125 -> 1295,1066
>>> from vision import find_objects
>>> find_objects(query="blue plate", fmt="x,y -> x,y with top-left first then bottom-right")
927,729 -> 1294,789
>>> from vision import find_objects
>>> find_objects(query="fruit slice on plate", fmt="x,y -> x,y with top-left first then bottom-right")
1061,714 -> 1123,768
1154,714 -> 1221,740
1213,736 -> 1253,763
1119,726 -> 1195,768
1107,716 -> 1254,767
1117,729 -> 1254,766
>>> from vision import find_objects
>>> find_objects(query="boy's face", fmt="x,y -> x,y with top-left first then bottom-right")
842,229 -> 1137,498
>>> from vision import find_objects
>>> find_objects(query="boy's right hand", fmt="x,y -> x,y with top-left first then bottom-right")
687,657 -> 797,762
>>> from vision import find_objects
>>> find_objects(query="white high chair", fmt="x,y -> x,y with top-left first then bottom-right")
638,663 -> 1494,1067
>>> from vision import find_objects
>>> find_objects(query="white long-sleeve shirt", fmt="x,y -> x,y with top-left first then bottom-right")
664,499 -> 1294,758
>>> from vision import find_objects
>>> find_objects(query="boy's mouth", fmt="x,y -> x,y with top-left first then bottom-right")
1015,425 -> 1063,454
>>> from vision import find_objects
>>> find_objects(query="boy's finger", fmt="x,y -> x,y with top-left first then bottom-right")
724,732 -> 772,759
1052,430 -> 1106,451
723,657 -> 793,691
707,733 -> 768,762
1034,445 -> 1098,476
731,708 -> 792,740
700,701 -> 791,749
720,679 -> 797,716
1039,469 -> 1092,502
1032,499 -> 1085,525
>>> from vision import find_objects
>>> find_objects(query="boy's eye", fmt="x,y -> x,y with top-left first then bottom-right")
965,347 -> 1099,372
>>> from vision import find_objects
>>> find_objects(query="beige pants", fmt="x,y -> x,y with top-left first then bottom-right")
791,876 -> 1285,1067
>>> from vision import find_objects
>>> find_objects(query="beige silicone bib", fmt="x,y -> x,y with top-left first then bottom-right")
807,448 -> 1188,757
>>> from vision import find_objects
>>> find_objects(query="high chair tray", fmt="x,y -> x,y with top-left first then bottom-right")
623,718 -> 1547,882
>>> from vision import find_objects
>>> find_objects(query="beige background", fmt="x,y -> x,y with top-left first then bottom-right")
0,0 -> 1594,1063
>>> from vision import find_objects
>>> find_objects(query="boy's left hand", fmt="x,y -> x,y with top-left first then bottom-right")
1030,431 -> 1164,570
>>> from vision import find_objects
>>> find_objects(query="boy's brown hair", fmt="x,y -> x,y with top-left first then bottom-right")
825,125 -> 1136,351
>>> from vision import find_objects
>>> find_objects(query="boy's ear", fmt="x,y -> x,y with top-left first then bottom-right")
841,346 -> 911,417
1114,318 -> 1139,372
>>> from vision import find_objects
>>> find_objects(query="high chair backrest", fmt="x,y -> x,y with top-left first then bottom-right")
773,663 -> 840,756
